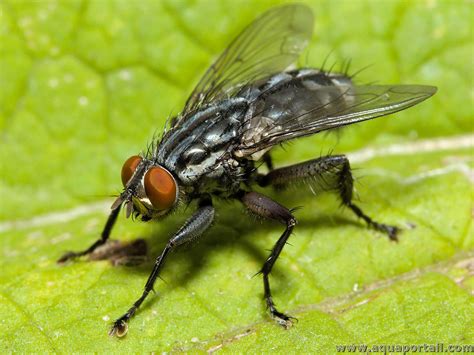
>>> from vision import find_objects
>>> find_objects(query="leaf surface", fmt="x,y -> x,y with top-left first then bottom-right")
0,0 -> 472,352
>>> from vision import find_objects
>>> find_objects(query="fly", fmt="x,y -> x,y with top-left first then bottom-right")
58,4 -> 437,337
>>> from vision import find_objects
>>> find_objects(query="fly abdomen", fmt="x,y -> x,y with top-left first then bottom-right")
261,69 -> 355,117
238,69 -> 355,159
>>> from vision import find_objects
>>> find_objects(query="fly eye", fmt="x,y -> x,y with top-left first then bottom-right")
144,166 -> 177,210
121,155 -> 142,186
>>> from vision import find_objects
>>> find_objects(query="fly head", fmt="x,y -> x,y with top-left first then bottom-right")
111,155 -> 179,220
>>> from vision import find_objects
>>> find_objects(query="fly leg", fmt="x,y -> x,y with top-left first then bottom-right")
240,191 -> 297,328
109,198 -> 214,337
262,152 -> 274,171
258,155 -> 399,241
57,204 -> 122,263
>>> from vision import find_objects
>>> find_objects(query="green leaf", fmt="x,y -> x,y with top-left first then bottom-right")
1,0 -> 472,352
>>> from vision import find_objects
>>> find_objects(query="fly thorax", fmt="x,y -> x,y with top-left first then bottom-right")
161,99 -> 248,186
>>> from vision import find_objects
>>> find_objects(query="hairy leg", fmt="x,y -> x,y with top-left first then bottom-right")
57,203 -> 122,263
240,191 -> 297,328
258,154 -> 399,241
109,198 -> 215,337
262,152 -> 274,171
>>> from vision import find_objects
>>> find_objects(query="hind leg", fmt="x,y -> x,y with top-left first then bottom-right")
257,154 -> 399,241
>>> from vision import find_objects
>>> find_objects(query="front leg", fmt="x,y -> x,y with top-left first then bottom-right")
57,203 -> 122,263
109,198 -> 214,337
240,191 -> 297,329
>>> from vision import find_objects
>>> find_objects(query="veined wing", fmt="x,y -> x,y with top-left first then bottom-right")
180,4 -> 314,118
236,84 -> 437,156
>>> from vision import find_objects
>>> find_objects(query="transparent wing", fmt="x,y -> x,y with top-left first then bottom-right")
238,84 -> 437,155
181,4 -> 314,117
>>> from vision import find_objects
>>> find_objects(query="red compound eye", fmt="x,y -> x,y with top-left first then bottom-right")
144,166 -> 177,210
121,155 -> 142,186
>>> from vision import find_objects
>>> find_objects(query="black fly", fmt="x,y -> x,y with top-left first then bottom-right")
58,4 -> 437,336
